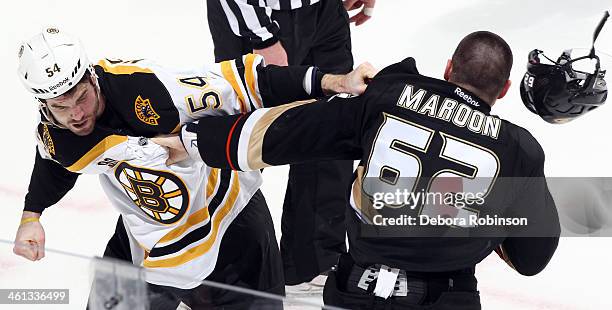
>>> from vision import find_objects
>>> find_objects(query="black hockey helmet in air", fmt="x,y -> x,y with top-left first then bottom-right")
520,11 -> 609,124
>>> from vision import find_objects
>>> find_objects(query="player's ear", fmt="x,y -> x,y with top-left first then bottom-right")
497,80 -> 511,99
444,59 -> 452,81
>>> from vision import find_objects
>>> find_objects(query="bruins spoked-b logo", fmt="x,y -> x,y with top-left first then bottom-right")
135,95 -> 160,126
115,162 -> 189,224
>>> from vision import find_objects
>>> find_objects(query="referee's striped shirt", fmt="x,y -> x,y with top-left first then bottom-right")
219,0 -> 321,48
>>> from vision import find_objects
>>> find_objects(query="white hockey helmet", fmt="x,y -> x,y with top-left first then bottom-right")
17,27 -> 93,100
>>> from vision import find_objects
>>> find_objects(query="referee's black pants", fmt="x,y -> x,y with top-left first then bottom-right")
207,0 -> 354,285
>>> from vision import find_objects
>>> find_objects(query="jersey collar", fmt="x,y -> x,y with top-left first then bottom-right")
445,82 -> 492,115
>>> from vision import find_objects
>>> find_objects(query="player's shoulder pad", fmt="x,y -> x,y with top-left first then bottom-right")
365,57 -> 419,95
503,120 -> 545,164
94,58 -> 180,134
35,122 -> 121,170
96,58 -> 158,75
375,57 -> 419,77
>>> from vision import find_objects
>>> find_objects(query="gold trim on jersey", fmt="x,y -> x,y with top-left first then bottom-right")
206,168 -> 220,198
220,61 -> 247,112
41,124 -> 55,156
171,123 -> 182,134
352,166 -> 364,212
157,169 -> 219,244
495,245 -> 517,270
247,100 -> 314,169
177,76 -> 208,90
144,171 -> 240,268
97,59 -> 153,75
160,205 -> 210,244
66,135 -> 127,172
244,54 -> 262,108
352,166 -> 379,222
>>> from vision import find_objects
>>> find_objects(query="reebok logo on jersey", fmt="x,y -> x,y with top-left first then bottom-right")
135,96 -> 161,126
454,87 -> 480,107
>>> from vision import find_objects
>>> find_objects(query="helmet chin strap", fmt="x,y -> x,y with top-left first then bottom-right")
38,100 -> 65,129
90,65 -> 104,116
589,11 -> 609,59
536,11 -> 609,70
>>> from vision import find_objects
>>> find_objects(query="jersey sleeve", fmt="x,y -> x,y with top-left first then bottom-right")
149,54 -> 324,124
189,95 -> 364,171
24,149 -> 79,213
499,134 -> 560,276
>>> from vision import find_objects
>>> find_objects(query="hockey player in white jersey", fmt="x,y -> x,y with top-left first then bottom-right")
12,28 -> 376,309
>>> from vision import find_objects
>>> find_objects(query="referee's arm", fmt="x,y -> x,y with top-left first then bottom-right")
217,0 -> 280,49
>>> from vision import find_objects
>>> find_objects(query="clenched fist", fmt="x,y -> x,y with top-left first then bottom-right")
322,62 -> 379,95
13,212 -> 46,261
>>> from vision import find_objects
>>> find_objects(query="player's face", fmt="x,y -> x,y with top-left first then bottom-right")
46,76 -> 104,136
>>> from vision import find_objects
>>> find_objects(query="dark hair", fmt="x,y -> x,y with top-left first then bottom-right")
450,31 -> 513,102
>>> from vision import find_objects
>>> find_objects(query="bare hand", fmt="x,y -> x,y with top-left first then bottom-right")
13,212 -> 45,261
343,0 -> 376,26
151,135 -> 188,166
254,41 -> 289,66
322,62 -> 379,95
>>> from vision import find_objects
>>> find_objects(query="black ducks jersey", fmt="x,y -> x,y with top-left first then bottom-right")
190,57 -> 561,275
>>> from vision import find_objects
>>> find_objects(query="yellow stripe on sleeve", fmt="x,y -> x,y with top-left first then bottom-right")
170,123 -> 182,134
220,61 -> 247,113
97,60 -> 153,75
244,54 -> 263,109
66,135 -> 127,172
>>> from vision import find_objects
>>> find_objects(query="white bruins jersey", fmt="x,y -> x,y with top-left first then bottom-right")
35,54 -> 277,288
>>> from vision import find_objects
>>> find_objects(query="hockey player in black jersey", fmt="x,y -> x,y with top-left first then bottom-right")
159,31 -> 561,309
13,28 -> 376,309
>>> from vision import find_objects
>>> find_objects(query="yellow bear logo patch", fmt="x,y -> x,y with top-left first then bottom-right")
135,95 -> 160,126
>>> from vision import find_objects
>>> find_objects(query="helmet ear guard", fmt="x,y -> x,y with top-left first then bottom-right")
520,11 -> 609,123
